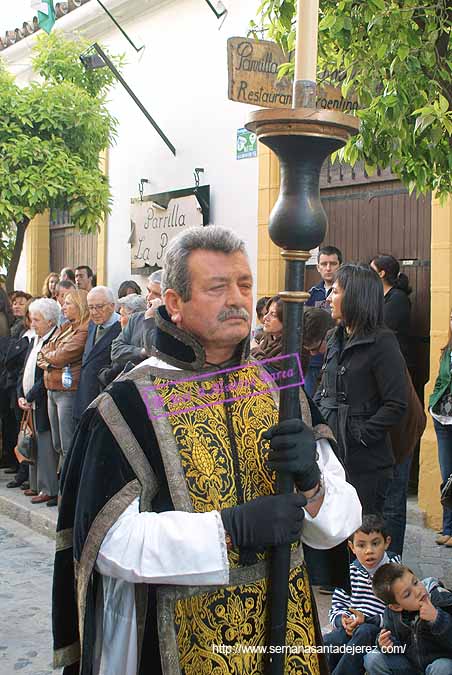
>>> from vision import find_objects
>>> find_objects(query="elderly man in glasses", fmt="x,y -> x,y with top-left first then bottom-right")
72,286 -> 121,423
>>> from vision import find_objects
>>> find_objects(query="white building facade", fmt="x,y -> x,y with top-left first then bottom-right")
4,0 -> 260,294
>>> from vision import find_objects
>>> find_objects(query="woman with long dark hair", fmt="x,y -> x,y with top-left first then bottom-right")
371,254 -> 422,555
430,309 -> 452,546
370,254 -> 411,361
250,295 -> 284,365
316,264 -> 407,513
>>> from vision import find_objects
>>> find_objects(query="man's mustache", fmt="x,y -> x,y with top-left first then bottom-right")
218,307 -> 250,322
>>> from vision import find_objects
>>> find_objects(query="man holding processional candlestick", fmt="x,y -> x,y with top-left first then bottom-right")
53,1 -> 362,673
52,226 -> 361,675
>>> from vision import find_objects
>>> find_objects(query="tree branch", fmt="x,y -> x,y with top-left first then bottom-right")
5,217 -> 30,293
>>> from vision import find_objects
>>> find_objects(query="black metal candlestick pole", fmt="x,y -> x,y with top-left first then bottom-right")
246,107 -> 358,674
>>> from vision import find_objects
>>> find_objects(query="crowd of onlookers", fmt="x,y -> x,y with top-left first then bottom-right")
248,247 -> 452,673
250,247 -> 451,560
0,265 -> 162,506
2,249 -> 452,674
0,249 -> 450,553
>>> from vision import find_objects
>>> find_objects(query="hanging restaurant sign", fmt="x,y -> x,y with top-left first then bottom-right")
227,37 -> 358,113
130,185 -> 210,272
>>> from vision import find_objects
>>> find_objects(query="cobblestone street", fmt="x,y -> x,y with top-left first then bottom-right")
0,515 -> 54,675
1,464 -> 452,671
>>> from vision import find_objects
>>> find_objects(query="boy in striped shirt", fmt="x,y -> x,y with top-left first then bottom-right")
323,514 -> 400,674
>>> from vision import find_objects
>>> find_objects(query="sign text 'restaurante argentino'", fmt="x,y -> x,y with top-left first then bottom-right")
227,37 -> 358,113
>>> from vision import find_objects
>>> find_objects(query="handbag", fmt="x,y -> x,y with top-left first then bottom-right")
438,393 -> 452,417
390,367 -> 426,463
16,409 -> 36,464
441,473 -> 452,510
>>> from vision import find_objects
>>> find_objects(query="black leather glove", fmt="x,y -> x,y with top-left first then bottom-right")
221,493 -> 307,548
263,418 -> 320,492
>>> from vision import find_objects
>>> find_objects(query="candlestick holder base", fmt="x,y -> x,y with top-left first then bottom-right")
246,107 -> 359,250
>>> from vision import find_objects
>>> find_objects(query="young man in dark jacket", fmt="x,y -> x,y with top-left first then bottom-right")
305,245 -> 342,396
364,562 -> 452,674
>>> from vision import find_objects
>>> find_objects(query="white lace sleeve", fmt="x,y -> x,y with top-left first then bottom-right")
302,438 -> 362,548
96,498 -> 229,585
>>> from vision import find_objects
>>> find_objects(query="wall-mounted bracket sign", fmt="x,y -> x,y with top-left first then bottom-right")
227,37 -> 358,113
130,186 -> 210,273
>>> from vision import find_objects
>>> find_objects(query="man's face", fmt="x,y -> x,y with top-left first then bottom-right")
317,254 -> 340,284
87,291 -> 115,326
390,572 -> 428,613
166,250 -> 253,355
75,268 -> 92,291
146,281 -> 161,307
57,286 -> 72,307
348,530 -> 390,570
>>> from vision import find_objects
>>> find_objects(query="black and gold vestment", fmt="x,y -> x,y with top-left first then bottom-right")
53,307 -> 336,675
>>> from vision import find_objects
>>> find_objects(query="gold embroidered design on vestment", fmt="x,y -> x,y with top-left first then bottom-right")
173,565 -> 319,674
149,364 -> 319,675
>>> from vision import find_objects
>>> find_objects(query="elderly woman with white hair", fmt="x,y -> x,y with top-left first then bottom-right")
117,293 -> 147,328
111,271 -> 162,367
17,298 -> 60,505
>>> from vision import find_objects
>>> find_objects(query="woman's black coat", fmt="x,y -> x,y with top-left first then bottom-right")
384,287 -> 411,361
315,325 -> 407,475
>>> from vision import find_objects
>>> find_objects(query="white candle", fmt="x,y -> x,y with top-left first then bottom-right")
294,0 -> 319,83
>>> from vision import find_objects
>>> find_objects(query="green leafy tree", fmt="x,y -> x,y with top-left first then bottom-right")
0,31 -> 122,291
250,0 -> 452,198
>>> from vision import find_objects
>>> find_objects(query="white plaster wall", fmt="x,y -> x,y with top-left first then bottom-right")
101,0 -> 259,294
4,0 -> 261,296
14,244 -> 27,291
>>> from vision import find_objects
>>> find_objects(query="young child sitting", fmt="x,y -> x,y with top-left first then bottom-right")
364,563 -> 452,675
323,514 -> 400,675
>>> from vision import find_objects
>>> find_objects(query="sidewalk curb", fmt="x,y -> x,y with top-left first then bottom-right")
0,470 -> 57,541
0,494 -> 56,540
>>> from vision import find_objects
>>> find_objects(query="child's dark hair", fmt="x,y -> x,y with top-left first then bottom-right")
348,514 -> 389,542
372,563 -> 413,604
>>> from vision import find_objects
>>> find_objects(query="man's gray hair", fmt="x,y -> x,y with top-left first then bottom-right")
117,293 -> 147,315
88,286 -> 115,303
162,226 -> 246,301
149,270 -> 162,285
29,298 -> 60,325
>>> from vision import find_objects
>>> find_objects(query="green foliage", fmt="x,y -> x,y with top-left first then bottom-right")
250,0 -> 452,198
0,31 -> 121,279
32,31 -> 122,97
